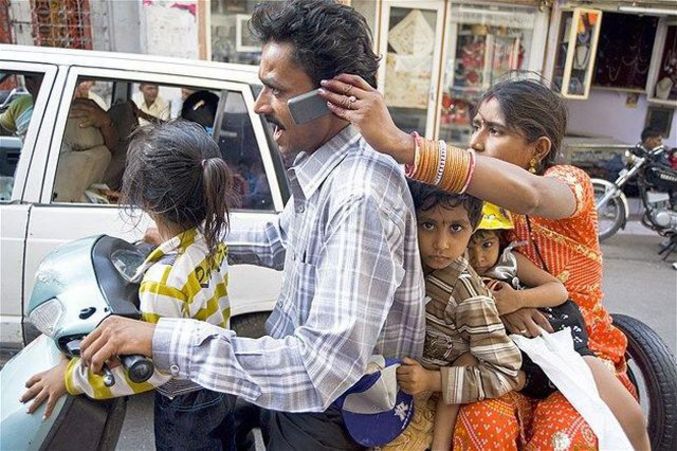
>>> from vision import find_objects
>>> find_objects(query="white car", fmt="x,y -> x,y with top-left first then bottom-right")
0,45 -> 285,348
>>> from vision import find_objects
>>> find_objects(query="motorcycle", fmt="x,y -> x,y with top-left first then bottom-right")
593,144 -> 677,252
0,235 -> 154,450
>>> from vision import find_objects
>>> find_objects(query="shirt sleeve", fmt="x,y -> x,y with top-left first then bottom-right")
64,273 -> 182,399
0,96 -> 22,133
152,194 -> 407,412
544,165 -> 594,219
64,356 -> 171,399
439,274 -> 522,405
225,204 -> 290,270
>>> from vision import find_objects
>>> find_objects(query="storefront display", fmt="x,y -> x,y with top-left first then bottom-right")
439,3 -> 543,146
653,23 -> 677,102
552,7 -> 602,99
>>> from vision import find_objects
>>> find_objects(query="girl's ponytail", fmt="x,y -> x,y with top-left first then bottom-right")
202,157 -> 236,255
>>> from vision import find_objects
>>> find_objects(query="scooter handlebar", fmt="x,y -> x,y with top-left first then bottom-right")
120,354 -> 154,383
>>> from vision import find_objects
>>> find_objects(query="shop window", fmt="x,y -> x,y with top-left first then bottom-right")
592,13 -> 657,91
552,8 -> 603,99
439,3 -> 538,146
648,20 -> 677,104
0,71 -> 45,202
51,76 -> 273,212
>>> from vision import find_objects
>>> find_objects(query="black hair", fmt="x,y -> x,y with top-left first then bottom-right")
477,77 -> 568,174
249,0 -> 380,88
408,180 -> 484,229
122,120 -> 236,257
181,90 -> 219,129
641,127 -> 662,143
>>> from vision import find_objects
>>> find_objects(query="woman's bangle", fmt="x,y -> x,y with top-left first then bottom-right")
460,149 -> 476,194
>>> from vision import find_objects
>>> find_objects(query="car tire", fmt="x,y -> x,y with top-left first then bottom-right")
612,314 -> 677,451
231,312 -> 270,339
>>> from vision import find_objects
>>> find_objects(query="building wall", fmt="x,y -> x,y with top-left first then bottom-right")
566,89 -> 677,144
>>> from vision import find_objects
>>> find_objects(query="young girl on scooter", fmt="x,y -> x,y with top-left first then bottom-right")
20,120 -> 238,451
468,202 -> 650,451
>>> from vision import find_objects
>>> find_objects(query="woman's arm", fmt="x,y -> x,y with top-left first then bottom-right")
319,75 -> 576,219
512,252 -> 568,309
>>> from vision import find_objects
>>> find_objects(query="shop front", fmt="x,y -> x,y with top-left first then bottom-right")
545,1 -> 676,152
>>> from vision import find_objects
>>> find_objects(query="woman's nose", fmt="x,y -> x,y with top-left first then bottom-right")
469,130 -> 484,152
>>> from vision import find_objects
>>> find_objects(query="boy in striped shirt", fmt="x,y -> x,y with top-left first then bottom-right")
387,181 -> 524,450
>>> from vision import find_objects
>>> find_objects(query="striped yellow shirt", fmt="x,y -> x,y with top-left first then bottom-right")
65,228 -> 230,399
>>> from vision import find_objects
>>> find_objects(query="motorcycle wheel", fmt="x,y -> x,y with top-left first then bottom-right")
612,314 -> 677,451
593,181 -> 626,241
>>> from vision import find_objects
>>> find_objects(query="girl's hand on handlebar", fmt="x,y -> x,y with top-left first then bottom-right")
20,358 -> 68,419
319,74 -> 414,165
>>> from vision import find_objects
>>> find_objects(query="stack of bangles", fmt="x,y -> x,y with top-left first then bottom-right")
404,131 -> 476,193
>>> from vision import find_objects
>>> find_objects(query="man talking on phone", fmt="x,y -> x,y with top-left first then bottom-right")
80,1 -> 424,448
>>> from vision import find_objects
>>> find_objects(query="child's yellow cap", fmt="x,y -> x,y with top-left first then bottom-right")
477,202 -> 513,230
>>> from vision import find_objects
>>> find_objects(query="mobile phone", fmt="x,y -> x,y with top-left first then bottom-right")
287,88 -> 331,125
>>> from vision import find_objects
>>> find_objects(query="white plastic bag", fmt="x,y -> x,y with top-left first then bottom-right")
511,328 -> 632,450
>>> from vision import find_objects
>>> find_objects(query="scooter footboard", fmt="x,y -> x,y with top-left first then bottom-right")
1,335 -> 126,451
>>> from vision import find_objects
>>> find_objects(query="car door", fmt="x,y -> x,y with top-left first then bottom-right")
0,61 -> 60,346
23,66 -> 285,338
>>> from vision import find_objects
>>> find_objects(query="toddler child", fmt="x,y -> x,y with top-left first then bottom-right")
21,120 -> 238,451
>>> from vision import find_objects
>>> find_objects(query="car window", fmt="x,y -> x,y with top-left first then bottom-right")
0,71 -> 46,202
214,90 -> 273,210
51,75 -> 274,211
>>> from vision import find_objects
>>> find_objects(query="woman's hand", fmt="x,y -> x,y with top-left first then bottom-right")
487,281 -> 523,315
396,357 -> 441,395
319,74 -> 414,165
20,358 -> 69,419
502,308 -> 553,337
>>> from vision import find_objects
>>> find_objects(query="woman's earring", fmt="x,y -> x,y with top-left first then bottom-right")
528,158 -> 538,174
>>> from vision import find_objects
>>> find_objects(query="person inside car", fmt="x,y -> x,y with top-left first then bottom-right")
0,74 -> 43,139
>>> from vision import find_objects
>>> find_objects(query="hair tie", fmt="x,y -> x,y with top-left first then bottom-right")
201,159 -> 208,169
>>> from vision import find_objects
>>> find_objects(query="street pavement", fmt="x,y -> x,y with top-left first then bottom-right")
1,220 -> 674,450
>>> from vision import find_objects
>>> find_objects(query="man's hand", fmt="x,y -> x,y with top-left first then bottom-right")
80,316 -> 155,374
20,358 -> 68,419
502,308 -> 553,337
69,98 -> 111,129
396,357 -> 441,395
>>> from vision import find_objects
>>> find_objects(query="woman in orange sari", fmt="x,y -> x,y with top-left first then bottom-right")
319,76 -> 648,450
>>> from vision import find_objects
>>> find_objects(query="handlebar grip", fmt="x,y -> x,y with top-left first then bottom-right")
120,354 -> 154,383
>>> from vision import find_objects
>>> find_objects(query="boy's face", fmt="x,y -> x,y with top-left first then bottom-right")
467,230 -> 501,276
417,204 -> 474,273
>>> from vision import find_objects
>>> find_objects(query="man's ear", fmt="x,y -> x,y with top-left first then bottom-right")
533,136 -> 552,164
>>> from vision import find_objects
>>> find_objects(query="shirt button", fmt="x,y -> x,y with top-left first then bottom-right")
297,205 -> 305,214
170,364 -> 180,376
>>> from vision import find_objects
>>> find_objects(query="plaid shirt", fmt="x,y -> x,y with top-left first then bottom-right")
153,126 -> 425,412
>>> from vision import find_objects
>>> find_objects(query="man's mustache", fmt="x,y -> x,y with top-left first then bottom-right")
265,115 -> 285,130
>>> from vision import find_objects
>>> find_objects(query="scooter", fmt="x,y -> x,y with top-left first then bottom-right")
0,235 -> 154,450
593,144 -> 677,253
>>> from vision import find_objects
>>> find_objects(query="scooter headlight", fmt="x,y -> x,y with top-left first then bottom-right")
29,297 -> 63,337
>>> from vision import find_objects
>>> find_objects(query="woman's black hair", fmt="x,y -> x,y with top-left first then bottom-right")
249,0 -> 380,88
408,180 -> 484,229
122,120 -> 236,257
477,76 -> 568,174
